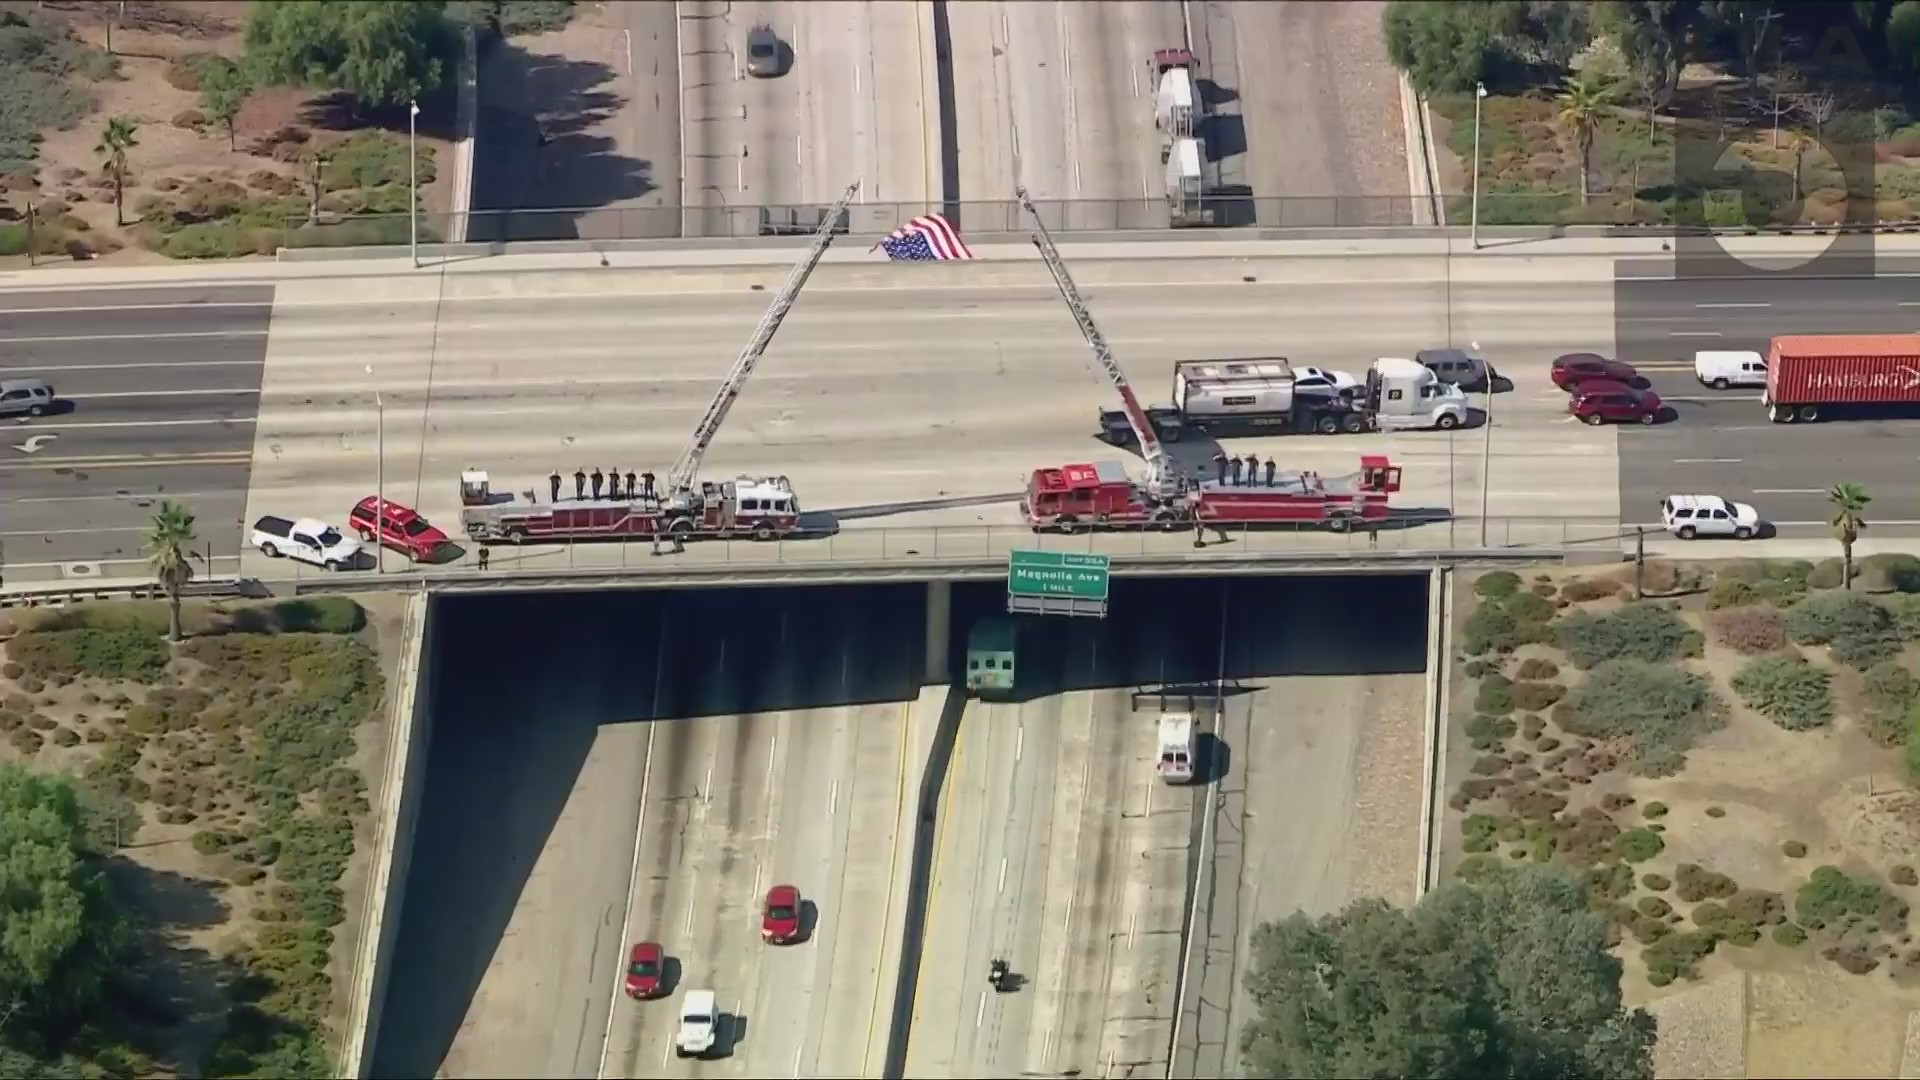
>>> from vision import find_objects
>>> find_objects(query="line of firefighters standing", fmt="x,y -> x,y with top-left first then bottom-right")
542,468 -> 660,504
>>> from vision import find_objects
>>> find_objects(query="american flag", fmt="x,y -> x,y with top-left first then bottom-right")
874,214 -> 977,261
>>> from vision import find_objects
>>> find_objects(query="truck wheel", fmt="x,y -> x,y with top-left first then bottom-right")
1162,426 -> 1182,443
1326,517 -> 1351,533
1056,516 -> 1083,535
1712,377 -> 1730,389
668,518 -> 694,535
261,542 -> 281,558
1639,411 -> 1656,425
1152,509 -> 1180,530
28,404 -> 47,417
1584,413 -> 1605,426
323,559 -> 341,572
1435,413 -> 1460,431
1678,526 -> 1696,540
506,527 -> 528,544
1315,416 -> 1339,435
1769,404 -> 1791,423
1798,405 -> 1820,422
1735,526 -> 1753,540
752,521 -> 775,541
1340,414 -> 1365,434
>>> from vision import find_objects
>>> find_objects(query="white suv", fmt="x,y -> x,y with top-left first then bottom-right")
675,989 -> 719,1058
1661,495 -> 1761,540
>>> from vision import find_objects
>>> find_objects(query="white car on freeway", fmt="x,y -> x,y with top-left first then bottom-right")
675,989 -> 720,1058
250,515 -> 364,570
1294,366 -> 1360,394
1660,494 -> 1763,540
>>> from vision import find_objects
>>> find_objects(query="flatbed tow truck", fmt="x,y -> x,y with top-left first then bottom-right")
1012,186 -> 1403,534
459,181 -> 861,546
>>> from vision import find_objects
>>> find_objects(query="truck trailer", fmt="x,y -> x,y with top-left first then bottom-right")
1763,333 -> 1920,422
1097,356 -> 1468,443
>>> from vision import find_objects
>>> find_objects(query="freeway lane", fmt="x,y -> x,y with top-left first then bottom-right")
1614,274 -> 1920,531
0,286 -> 270,576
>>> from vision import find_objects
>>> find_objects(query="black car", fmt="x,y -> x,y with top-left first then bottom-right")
746,24 -> 786,78
1414,348 -> 1494,392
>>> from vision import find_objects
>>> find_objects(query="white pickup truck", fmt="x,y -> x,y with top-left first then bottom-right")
251,515 -> 362,571
675,989 -> 719,1058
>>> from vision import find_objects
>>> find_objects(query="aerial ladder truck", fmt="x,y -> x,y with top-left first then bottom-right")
1013,186 -> 1403,534
459,180 -> 862,545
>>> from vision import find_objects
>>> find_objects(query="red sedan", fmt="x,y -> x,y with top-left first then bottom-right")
762,884 -> 802,945
623,941 -> 664,999
349,496 -> 449,562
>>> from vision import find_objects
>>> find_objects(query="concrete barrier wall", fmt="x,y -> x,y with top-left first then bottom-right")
1416,566 -> 1453,901
341,588 -> 439,1077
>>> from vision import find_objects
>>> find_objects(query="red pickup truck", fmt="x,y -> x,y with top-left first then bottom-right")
348,497 -> 450,562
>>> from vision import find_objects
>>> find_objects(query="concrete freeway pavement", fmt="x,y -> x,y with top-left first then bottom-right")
369,584 -> 926,1079
945,1 -> 1185,229
0,286 -> 269,579
679,1 -> 938,236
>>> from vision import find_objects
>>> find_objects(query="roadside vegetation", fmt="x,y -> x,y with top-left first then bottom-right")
1,0 -> 576,262
0,589 -> 388,1078
1384,1 -> 1920,226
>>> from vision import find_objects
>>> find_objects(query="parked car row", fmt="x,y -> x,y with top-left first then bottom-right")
631,884 -> 809,1060
249,496 -> 452,570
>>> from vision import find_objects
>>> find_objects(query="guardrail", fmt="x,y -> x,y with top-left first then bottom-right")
277,193 -> 1920,248
254,516 -> 1626,587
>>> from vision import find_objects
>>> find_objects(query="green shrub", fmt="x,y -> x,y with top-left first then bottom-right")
1772,922 -> 1808,946
1860,552 -> 1920,594
1559,660 -> 1724,776
1642,801 -> 1668,819
1506,681 -> 1564,712
1781,588 -> 1889,638
1476,571 -> 1522,600
268,598 -> 366,635
1706,577 -> 1757,610
1731,655 -> 1833,730
1796,865 -> 1906,932
1643,929 -> 1718,985
1503,591 -> 1555,624
1462,814 -> 1503,853
1885,594 -> 1920,641
0,14 -> 112,174
1615,827 -> 1665,863
324,130 -> 437,190
19,601 -> 173,635
1462,603 -> 1547,655
1474,674 -> 1514,715
7,628 -> 169,682
1462,659 -> 1493,678
1861,662 -> 1919,746
1727,889 -> 1787,926
1709,606 -> 1787,655
1560,577 -> 1622,603
1555,602 -> 1699,669
1892,865 -> 1918,886
1464,713 -> 1516,751
1782,840 -> 1807,858
1637,895 -> 1673,918
1515,657 -> 1559,680
1807,558 -> 1856,590
1642,872 -> 1672,891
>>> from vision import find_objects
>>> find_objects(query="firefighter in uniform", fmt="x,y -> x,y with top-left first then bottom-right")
572,468 -> 587,500
549,471 -> 562,503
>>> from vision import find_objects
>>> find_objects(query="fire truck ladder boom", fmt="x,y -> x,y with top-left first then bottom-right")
667,179 -> 861,495
1015,186 -> 1174,493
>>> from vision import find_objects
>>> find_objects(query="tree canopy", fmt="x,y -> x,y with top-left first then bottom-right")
1385,0 -> 1920,96
0,765 -> 126,1050
1239,864 -> 1657,1079
242,0 -> 452,108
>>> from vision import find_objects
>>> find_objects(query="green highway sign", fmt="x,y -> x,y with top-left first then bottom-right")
1007,549 -> 1111,602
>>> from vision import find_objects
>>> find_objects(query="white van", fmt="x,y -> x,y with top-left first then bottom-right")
1157,713 -> 1196,785
1694,350 -> 1767,390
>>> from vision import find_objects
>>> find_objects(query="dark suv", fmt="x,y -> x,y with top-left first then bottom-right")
1413,348 -> 1492,392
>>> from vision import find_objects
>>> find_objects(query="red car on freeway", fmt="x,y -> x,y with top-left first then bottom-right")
1551,353 -> 1643,391
348,496 -> 449,562
624,941 -> 664,999
1569,380 -> 1663,425
762,884 -> 802,945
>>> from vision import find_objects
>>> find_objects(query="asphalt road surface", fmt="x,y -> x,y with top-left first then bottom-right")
369,584 -> 925,1079
679,0 -> 936,237
0,285 -> 270,581
1613,274 -> 1920,532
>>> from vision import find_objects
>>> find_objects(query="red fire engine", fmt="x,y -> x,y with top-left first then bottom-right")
1022,456 -> 1402,533
457,180 -> 862,547
1011,186 -> 1404,535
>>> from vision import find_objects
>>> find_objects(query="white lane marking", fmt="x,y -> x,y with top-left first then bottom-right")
1,329 -> 266,344
596,716 -> 659,1078
1,301 -> 272,314
765,733 -> 777,791
828,780 -> 838,817
703,763 -> 714,803
1901,301 -> 1920,307
1669,331 -> 1723,337
1128,910 -> 1137,948
752,862 -> 762,910
8,489 -> 224,504
64,388 -> 261,399
1751,488 -> 1826,495
1673,457 -> 1741,464
1014,724 -> 1023,763
998,856 -> 1007,894
1695,301 -> 1770,309
0,360 -> 261,373
6,417 -> 255,430
13,433 -> 58,454
0,526 -> 145,538
975,991 -> 987,1029
684,897 -> 696,935
791,1045 -> 803,1078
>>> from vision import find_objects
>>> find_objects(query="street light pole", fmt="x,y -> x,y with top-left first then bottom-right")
1476,342 -> 1494,548
1470,82 -> 1488,250
366,365 -> 384,574
408,99 -> 420,267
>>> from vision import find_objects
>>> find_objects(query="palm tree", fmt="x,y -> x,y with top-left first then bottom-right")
1828,482 -> 1870,591
97,115 -> 140,227
144,501 -> 198,643
1556,74 -> 1615,204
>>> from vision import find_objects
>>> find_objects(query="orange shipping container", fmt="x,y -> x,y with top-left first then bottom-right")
1765,333 -> 1920,410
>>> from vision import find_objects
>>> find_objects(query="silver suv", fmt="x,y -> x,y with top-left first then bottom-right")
0,378 -> 57,418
